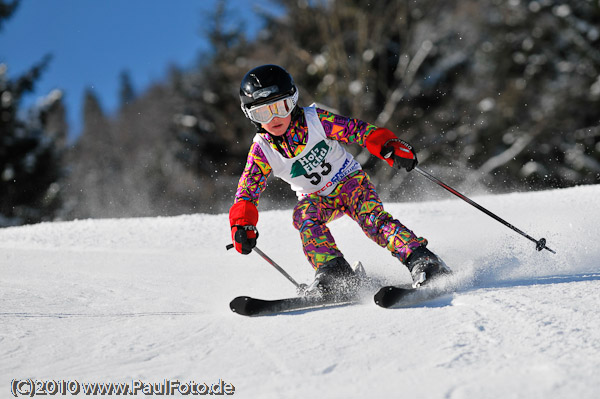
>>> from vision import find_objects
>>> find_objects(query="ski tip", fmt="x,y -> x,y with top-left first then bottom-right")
373,286 -> 396,308
374,285 -> 415,308
230,296 -> 253,315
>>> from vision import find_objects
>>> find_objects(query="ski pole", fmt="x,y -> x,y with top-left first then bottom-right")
413,166 -> 556,254
226,244 -> 303,288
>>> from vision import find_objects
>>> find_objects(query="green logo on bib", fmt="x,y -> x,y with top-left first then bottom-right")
290,140 -> 330,178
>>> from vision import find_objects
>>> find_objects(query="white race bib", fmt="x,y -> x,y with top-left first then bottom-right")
255,106 -> 361,197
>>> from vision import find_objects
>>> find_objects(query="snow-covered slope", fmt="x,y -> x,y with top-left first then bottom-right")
1,185 -> 599,398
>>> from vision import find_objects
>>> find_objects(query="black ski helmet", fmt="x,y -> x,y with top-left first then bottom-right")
239,64 -> 298,120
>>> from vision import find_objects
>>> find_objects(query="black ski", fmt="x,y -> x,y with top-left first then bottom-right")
230,294 -> 357,316
374,284 -> 452,308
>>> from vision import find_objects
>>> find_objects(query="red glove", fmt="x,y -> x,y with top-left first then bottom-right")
365,128 -> 418,171
229,200 -> 259,255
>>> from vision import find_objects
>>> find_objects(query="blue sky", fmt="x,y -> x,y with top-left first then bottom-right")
0,0 -> 273,138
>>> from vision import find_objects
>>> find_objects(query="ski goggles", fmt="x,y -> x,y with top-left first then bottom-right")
243,91 -> 298,124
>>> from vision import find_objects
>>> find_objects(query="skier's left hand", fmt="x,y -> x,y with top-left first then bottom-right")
380,139 -> 418,172
229,200 -> 259,255
365,128 -> 418,172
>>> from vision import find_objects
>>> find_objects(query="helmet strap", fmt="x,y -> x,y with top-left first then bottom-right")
290,105 -> 302,122
254,122 -> 266,132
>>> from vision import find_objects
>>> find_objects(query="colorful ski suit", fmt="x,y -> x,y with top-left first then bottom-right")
234,106 -> 426,270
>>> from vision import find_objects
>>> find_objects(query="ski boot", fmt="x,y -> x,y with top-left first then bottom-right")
304,257 -> 363,300
405,246 -> 452,288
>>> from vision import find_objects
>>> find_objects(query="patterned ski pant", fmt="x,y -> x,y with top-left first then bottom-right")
292,170 -> 427,270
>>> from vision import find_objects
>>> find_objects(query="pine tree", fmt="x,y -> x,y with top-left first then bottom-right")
63,89 -> 122,219
0,1 -> 64,225
0,0 -> 18,30
119,70 -> 136,108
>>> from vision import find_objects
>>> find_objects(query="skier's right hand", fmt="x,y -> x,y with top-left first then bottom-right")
229,200 -> 259,255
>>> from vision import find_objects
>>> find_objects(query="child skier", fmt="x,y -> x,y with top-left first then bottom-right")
229,64 -> 450,296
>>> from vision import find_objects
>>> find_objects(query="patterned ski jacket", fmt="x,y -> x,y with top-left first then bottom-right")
235,107 -> 378,206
